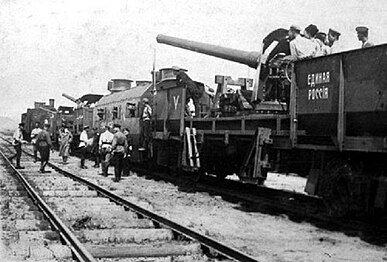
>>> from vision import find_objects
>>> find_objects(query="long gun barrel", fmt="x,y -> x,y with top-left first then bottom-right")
62,93 -> 80,104
156,34 -> 260,69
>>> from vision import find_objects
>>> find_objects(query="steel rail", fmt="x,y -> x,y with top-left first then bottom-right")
46,161 -> 259,262
0,148 -> 97,262
0,136 -> 259,261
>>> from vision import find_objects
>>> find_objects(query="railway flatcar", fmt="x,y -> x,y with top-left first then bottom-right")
152,34 -> 387,216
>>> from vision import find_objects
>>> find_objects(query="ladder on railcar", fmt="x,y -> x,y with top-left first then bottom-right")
182,127 -> 201,170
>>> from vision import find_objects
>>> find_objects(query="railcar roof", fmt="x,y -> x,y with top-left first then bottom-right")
96,83 -> 152,106
78,94 -> 104,105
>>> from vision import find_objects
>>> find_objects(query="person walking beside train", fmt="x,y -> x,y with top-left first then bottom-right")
355,26 -> 374,48
78,125 -> 90,169
111,124 -> 128,182
122,127 -> 132,177
30,122 -> 42,162
99,124 -> 114,177
58,123 -> 72,164
91,127 -> 100,168
9,123 -> 27,169
36,123 -> 52,173
140,98 -> 152,152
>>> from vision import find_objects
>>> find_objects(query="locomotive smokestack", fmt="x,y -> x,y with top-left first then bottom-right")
49,99 -> 55,108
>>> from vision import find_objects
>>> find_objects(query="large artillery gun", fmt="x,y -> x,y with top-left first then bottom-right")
156,34 -> 289,112
156,34 -> 261,69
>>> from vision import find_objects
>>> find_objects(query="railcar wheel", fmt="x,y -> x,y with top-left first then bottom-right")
319,158 -> 363,217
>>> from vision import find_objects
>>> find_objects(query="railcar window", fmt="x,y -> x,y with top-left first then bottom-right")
161,69 -> 177,80
97,108 -> 105,120
112,106 -> 119,120
126,103 -> 136,118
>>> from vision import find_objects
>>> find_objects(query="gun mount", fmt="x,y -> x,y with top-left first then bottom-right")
156,34 -> 261,69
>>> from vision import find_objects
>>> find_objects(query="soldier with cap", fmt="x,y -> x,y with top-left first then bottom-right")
30,122 -> 42,162
91,127 -> 100,168
315,32 -> 331,57
286,24 -> 316,61
78,125 -> 90,169
99,124 -> 114,176
36,123 -> 52,173
111,123 -> 128,182
58,123 -> 72,164
356,26 -> 374,48
328,28 -> 341,54
140,97 -> 152,152
303,24 -> 319,56
9,123 -> 27,169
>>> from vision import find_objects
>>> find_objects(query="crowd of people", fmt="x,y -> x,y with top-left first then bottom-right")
73,123 -> 133,182
282,24 -> 374,62
10,121 -> 134,182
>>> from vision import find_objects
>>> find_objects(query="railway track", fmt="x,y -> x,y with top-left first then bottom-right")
0,139 -> 259,261
130,162 -> 387,246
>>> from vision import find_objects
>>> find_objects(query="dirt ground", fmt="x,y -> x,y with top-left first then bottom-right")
33,147 -> 385,262
1,142 -> 387,261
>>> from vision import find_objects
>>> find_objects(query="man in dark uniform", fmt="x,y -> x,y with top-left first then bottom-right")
122,127 -> 132,176
9,123 -> 26,169
355,26 -> 374,48
111,124 -> 128,182
91,127 -> 100,168
140,98 -> 152,154
36,123 -> 52,173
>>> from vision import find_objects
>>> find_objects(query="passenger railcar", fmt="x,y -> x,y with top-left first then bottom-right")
93,79 -> 153,162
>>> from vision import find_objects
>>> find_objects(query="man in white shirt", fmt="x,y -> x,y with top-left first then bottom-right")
9,123 -> 26,169
79,125 -> 89,169
30,122 -> 42,162
99,125 -> 114,176
303,24 -> 320,55
287,25 -> 316,61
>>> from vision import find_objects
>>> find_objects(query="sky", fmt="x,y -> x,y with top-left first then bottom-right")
1,0 -> 386,121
